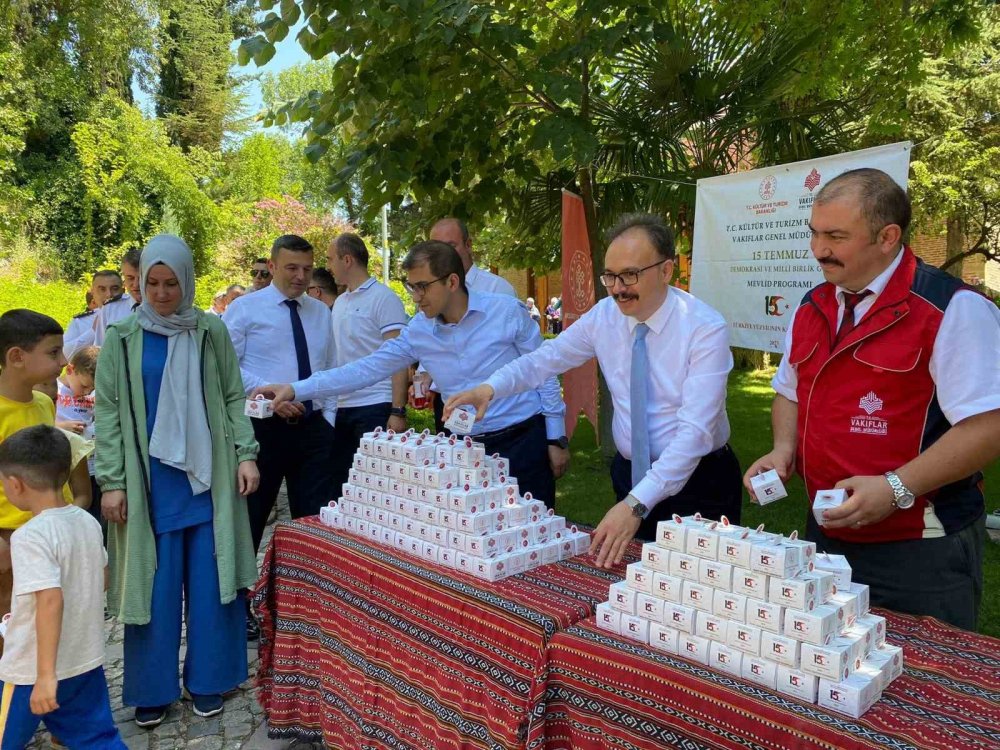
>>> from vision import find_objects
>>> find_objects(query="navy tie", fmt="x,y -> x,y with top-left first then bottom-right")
631,323 -> 651,489
284,299 -> 313,416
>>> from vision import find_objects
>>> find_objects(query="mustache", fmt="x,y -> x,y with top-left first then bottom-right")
818,257 -> 843,267
614,293 -> 639,302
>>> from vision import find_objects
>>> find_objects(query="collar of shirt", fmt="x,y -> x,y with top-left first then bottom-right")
466,265 -> 482,285
624,290 -> 674,336
261,282 -> 305,306
835,246 -> 904,307
345,276 -> 377,296
432,290 -> 485,331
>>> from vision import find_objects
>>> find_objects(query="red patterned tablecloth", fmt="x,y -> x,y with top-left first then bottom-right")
253,518 -> 623,749
533,613 -> 1000,750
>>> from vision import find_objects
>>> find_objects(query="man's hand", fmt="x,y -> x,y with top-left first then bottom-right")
387,414 -> 407,433
591,501 -> 642,569
251,384 -> 296,409
742,447 -> 795,503
102,490 -> 127,524
408,371 -> 432,409
820,475 -> 896,530
273,401 -> 306,420
30,675 -> 58,715
237,460 -> 260,496
55,420 -> 86,434
443,385 -> 495,422
548,446 -> 570,479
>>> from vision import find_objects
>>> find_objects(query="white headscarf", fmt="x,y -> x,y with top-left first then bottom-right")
136,235 -> 213,495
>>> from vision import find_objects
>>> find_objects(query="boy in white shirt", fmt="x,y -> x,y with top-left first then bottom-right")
0,425 -> 124,748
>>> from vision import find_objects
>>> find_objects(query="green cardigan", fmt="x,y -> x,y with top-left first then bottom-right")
94,311 -> 259,625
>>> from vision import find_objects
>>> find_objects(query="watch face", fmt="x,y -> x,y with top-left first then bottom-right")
896,493 -> 915,509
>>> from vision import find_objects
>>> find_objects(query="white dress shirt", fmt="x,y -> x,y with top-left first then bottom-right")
466,264 -> 516,296
63,311 -> 97,360
294,291 -> 566,439
772,249 -> 1000,424
93,294 -> 136,346
331,277 -> 407,408
487,288 -> 732,510
223,284 -> 338,424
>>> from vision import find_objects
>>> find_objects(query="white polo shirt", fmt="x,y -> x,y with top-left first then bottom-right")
331,277 -> 408,408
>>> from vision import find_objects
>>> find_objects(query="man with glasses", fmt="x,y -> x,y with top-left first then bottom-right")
250,258 -> 272,291
255,241 -> 569,508
307,268 -> 338,308
445,214 -> 740,568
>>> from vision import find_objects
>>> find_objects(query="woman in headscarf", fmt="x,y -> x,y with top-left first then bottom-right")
95,235 -> 260,728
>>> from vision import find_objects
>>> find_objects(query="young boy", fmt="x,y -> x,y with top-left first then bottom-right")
0,310 -> 76,657
54,347 -> 102,531
0,426 -> 124,748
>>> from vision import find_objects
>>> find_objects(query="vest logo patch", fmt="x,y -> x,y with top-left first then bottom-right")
851,391 -> 887,435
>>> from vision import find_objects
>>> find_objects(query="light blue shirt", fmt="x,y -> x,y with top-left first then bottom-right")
293,291 -> 566,438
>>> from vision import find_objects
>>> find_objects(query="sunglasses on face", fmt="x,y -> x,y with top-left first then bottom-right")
252,269 -> 271,279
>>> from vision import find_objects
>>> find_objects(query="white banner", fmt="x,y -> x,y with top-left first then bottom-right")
690,143 -> 911,353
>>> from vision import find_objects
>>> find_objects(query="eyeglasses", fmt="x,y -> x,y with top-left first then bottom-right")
403,275 -> 450,297
252,269 -> 271,279
599,259 -> 669,288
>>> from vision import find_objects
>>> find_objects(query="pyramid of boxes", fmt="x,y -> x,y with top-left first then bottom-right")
319,428 -> 590,581
596,514 -> 903,718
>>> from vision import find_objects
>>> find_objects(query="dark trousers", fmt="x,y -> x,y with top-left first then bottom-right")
431,390 -> 446,434
330,402 -> 391,495
805,512 -> 985,631
478,415 -> 556,509
247,412 -> 337,553
89,475 -> 108,545
611,444 -> 742,541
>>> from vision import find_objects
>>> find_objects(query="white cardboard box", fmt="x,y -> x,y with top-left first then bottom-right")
801,638 -> 858,681
620,614 -> 649,643
732,568 -> 769,599
641,543 -> 671,572
761,631 -> 801,668
677,633 -> 711,665
699,559 -> 734,591
636,593 -> 665,622
818,673 -> 880,718
727,621 -> 762,656
784,604 -> 843,646
742,655 -> 778,689
648,622 -> 679,654
681,581 -> 715,613
768,575 -> 817,612
596,602 -> 620,634
750,469 -> 787,505
663,603 -> 697,634
746,598 -> 785,634
713,590 -> 748,622
776,665 -> 819,703
709,642 -> 744,677
813,553 -> 853,589
651,572 -> 684,603
813,488 -> 847,526
609,582 -> 638,615
669,552 -> 701,582
626,562 -> 654,594
695,613 -> 728,642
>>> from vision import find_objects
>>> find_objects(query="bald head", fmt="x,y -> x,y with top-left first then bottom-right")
429,218 -> 473,271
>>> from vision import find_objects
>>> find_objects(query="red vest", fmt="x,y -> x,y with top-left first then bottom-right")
790,248 -> 983,542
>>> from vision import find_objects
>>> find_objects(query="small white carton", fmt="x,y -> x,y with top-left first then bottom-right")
784,605 -> 843,646
243,395 -> 274,419
648,622 -> 679,654
636,593 -> 665,622
685,524 -> 720,561
867,644 -> 903,683
717,527 -> 767,569
681,581 -> 715,613
799,570 -> 836,603
698,559 -> 734,591
750,469 -> 788,505
713,590 -> 747,622
829,590 -> 860,629
726,621 -> 762,656
620,614 -> 649,643
609,582 -> 638,615
651,572 -> 683,603
768,575 -> 817,611
444,406 -> 476,435
856,658 -> 892,692
663,603 -> 697,634
751,539 -> 803,578
709,642 -> 745,677
626,562 -> 654,594
669,552 -> 701,582
655,517 -> 690,552
761,631 -> 801,668
596,602 -> 621,634
847,582 -> 870,616
746,598 -> 785,634
855,613 -> 886,648
813,553 -> 853,590
783,533 -> 817,573
776,666 -> 819,703
677,633 -> 711,665
641,542 -> 671,572
818,673 -> 880,718
742,655 -> 778,689
732,568 -> 769,600
695,612 -> 728,642
801,637 -> 859,681
813,489 -> 848,526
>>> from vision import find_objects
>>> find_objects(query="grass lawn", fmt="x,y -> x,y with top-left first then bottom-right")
410,369 -> 1000,636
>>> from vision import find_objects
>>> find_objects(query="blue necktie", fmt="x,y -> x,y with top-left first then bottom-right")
631,323 -> 651,487
284,299 -> 313,416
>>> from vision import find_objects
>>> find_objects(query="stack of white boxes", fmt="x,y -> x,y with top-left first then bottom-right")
318,428 -> 591,581
596,514 -> 904,718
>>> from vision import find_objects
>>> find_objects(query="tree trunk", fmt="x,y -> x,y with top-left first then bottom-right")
945,215 -> 964,279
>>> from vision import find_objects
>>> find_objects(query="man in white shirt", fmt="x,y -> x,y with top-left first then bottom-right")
421,218 -> 517,430
224,235 -> 338,558
326,233 -> 409,497
63,270 -> 122,359
93,247 -> 142,346
445,214 -> 740,567
250,257 -> 272,292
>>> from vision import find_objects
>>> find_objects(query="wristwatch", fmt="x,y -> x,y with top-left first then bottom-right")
623,495 -> 649,518
547,436 -> 569,449
884,471 -> 915,509
389,407 -> 407,418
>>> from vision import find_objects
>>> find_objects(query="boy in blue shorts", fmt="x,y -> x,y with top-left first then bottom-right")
0,425 -> 124,749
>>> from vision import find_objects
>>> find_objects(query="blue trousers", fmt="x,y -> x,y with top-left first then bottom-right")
0,667 -> 125,749
123,521 -> 247,707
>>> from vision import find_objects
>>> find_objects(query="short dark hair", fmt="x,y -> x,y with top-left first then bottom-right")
310,267 -> 337,296
225,284 -> 245,294
69,346 -> 100,379
334,233 -> 370,267
606,214 -> 675,260
401,241 -> 467,292
253,257 -> 268,266
0,425 -> 71,490
271,235 -> 313,259
0,310 -> 63,367
814,168 -> 911,239
434,217 -> 470,244
122,247 -> 142,270
93,269 -> 122,282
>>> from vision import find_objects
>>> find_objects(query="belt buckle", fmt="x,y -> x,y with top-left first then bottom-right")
285,415 -> 300,425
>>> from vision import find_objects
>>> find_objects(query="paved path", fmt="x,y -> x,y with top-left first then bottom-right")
27,489 -> 316,750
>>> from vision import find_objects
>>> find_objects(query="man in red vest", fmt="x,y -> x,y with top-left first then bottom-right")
744,168 -> 1000,630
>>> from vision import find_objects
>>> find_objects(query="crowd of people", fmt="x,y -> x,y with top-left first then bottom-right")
0,169 -> 998,742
